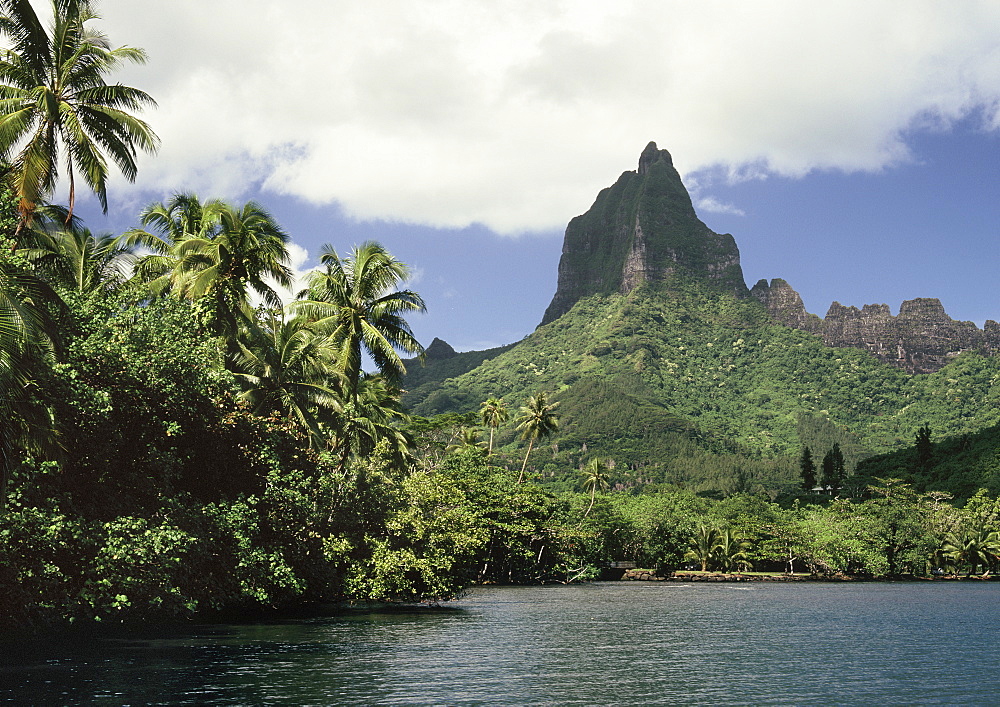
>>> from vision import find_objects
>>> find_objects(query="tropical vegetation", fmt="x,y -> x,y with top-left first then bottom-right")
0,0 -> 158,227
5,0 -> 1000,635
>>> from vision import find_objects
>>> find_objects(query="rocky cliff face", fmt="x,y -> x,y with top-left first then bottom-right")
751,279 -> 1000,373
541,142 -> 747,325
750,278 -> 823,333
539,142 -> 997,374
424,337 -> 457,360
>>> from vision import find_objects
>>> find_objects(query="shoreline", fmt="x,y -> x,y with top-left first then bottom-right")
616,569 -> 1000,582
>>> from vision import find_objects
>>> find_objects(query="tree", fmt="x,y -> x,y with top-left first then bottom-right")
299,241 -> 425,403
124,193 -> 223,296
0,0 -> 159,228
914,424 -> 933,476
712,527 -> 752,573
174,200 -> 292,344
22,218 -> 134,295
580,457 -> 611,519
479,397 -> 509,455
821,443 -> 845,495
939,524 -> 1000,577
799,446 -> 816,491
685,524 -> 720,572
230,310 -> 343,448
514,391 -> 559,483
128,197 -> 292,346
861,478 -> 929,576
0,255 -> 62,510
331,373 -> 413,469
445,427 -> 487,455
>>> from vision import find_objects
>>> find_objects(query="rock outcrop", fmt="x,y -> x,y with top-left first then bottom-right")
750,278 -> 823,333
752,280 -> 1000,373
823,297 -> 1000,373
424,337 -> 457,360
541,142 -> 748,325
538,141 -> 998,374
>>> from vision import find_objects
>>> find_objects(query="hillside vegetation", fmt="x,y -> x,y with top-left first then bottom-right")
404,279 -> 1000,494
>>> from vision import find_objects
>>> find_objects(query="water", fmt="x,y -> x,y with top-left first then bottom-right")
3,582 -> 999,705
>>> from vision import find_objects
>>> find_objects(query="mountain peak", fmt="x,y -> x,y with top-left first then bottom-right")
540,143 -> 747,325
424,337 -> 457,359
638,141 -> 671,175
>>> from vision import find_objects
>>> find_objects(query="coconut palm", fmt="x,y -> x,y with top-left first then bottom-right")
712,527 -> 752,573
22,220 -> 134,295
230,309 -> 343,448
0,255 -> 61,372
0,0 -> 158,228
127,196 -> 292,346
122,193 -> 225,294
514,391 -> 559,483
1,344 -> 57,511
0,258 -> 62,510
298,241 -> 425,402
445,427 -> 487,455
684,524 -> 720,572
940,525 -> 1000,576
580,457 -> 611,519
479,397 -> 509,455
170,200 -> 291,342
331,373 -> 413,468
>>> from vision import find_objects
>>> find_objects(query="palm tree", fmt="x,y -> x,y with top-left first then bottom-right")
127,196 -> 292,346
685,524 -> 720,572
479,397 -> 509,455
331,373 -> 413,468
514,391 -> 559,483
712,527 -> 752,573
446,427 -> 487,455
298,241 -> 425,402
940,525 -> 1000,576
170,200 -> 291,342
0,0 -> 159,228
0,255 -> 61,372
580,457 -> 611,519
230,309 -> 343,448
0,257 -> 62,510
123,193 -> 224,294
22,219 -> 134,295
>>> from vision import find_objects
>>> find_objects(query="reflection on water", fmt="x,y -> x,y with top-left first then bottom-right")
3,582 -> 999,705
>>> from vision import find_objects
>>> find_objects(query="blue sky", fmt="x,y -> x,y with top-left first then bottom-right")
80,125 -> 1000,353
42,1 -> 1000,352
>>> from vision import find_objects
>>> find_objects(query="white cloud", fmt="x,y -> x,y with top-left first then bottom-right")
49,1 -> 1000,232
405,266 -> 425,287
696,197 -> 745,217
261,241 -> 320,308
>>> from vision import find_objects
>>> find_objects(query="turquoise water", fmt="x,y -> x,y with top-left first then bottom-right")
3,582 -> 999,705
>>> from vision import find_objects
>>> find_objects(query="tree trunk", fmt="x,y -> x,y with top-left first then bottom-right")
518,437 -> 534,483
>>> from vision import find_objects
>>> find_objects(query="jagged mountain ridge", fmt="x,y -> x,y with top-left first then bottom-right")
751,279 -> 1000,374
541,142 -> 747,325
402,143 -> 1000,489
545,141 -> 998,374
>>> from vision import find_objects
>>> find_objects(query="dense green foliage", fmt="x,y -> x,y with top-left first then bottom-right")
404,281 -> 1000,495
6,231 -> 1000,628
0,0 -> 159,222
4,3 -> 1000,635
855,423 -> 1000,498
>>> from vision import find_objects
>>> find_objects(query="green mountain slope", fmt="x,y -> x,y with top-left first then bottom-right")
401,143 -> 1000,497
403,281 -> 1000,494
855,423 -> 1000,498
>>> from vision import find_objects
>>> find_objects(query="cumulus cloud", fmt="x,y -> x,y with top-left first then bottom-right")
262,241 -> 320,308
696,197 -> 746,217
69,1 -> 1000,233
